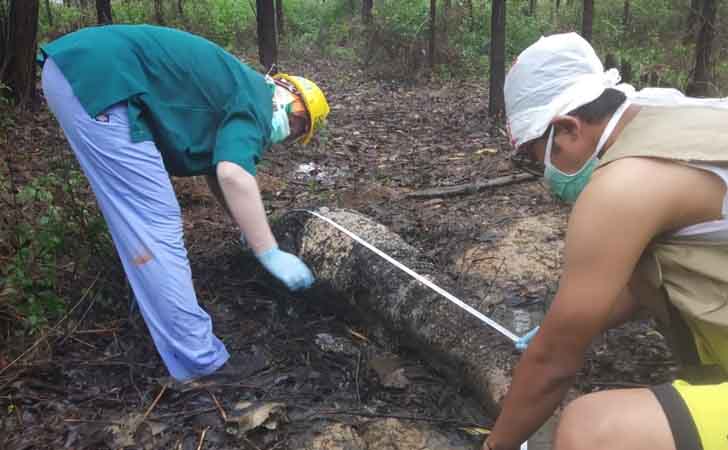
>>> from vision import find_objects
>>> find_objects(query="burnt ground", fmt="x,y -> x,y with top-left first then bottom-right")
0,54 -> 676,450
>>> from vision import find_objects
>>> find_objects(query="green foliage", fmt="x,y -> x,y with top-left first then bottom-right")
0,163 -> 111,332
0,95 -> 111,334
34,0 -> 728,91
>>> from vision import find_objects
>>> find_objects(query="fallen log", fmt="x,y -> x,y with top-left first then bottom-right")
405,173 -> 536,199
274,208 -> 545,415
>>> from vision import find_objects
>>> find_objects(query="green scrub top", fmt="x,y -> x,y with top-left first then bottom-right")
39,24 -> 273,177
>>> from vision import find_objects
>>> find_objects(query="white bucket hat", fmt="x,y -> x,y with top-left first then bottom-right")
504,32 -> 634,150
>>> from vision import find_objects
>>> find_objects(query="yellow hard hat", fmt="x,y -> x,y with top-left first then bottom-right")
274,73 -> 330,145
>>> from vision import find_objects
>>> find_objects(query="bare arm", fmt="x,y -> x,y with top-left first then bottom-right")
215,161 -> 276,255
484,159 -> 695,450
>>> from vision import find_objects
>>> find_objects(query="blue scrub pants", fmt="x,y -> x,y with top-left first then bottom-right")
41,58 -> 229,380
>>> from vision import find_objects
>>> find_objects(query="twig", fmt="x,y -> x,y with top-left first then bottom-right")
149,407 -> 217,420
64,418 -> 124,425
355,350 -> 362,405
244,436 -> 263,450
314,409 -> 491,428
73,328 -> 121,335
143,382 -> 169,420
0,274 -> 100,377
208,390 -> 228,421
58,285 -> 102,345
405,173 -> 536,199
196,427 -> 210,450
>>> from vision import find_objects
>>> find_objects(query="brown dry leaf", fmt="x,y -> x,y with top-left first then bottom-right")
228,401 -> 287,434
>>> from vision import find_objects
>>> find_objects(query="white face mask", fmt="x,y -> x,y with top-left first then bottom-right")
266,76 -> 295,144
270,106 -> 290,144
543,100 -> 631,203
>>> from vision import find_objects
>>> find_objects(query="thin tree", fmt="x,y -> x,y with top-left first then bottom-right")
429,0 -> 436,68
275,0 -> 284,35
489,0 -> 506,118
95,0 -> 112,24
581,0 -> 593,42
685,0 -> 700,43
686,0 -> 717,96
177,0 -> 184,20
622,0 -> 630,27
362,0 -> 373,24
0,0 -> 40,107
45,0 -> 52,26
466,0 -> 475,32
529,0 -> 536,16
154,0 -> 164,25
256,0 -> 277,70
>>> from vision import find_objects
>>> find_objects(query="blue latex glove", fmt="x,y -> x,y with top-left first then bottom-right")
515,326 -> 540,351
256,246 -> 314,291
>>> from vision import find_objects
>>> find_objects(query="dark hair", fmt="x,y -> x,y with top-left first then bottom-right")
567,88 -> 627,124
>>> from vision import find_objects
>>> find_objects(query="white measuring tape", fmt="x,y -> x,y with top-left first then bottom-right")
298,210 -> 539,348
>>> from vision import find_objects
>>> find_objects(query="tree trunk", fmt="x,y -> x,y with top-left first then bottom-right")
95,0 -> 111,24
622,0 -> 630,27
361,0 -> 372,24
256,0 -> 277,70
153,0 -> 164,25
529,0 -> 536,16
0,0 -> 40,107
428,0 -> 436,68
555,0 -> 560,11
686,0 -> 716,97
467,0 -> 475,32
45,0 -> 52,26
581,0 -> 593,42
177,0 -> 184,19
685,0 -> 701,43
489,0 -> 506,118
275,0 -> 284,35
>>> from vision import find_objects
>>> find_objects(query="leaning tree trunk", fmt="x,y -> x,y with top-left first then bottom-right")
256,0 -> 277,70
361,0 -> 373,24
0,0 -> 40,107
489,0 -> 506,119
581,0 -> 593,42
95,0 -> 111,24
686,0 -> 716,97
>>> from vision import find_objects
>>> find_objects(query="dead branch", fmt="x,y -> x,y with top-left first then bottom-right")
405,173 -> 536,199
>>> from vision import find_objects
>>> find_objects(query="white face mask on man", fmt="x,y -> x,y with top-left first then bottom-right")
543,100 -> 631,203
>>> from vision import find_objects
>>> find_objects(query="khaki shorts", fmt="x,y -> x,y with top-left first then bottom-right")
651,379 -> 728,450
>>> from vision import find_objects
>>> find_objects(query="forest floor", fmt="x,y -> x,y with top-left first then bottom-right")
0,53 -> 676,450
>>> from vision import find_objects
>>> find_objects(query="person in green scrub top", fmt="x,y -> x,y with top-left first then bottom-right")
39,24 -> 330,381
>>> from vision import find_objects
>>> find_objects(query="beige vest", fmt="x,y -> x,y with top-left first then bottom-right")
599,105 -> 728,362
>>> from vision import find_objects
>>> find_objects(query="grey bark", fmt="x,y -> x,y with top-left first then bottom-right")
361,0 -> 372,24
686,0 -> 716,97
0,0 -> 40,107
95,0 -> 111,24
274,208 -> 546,413
256,0 -> 277,70
489,0 -> 506,118
581,0 -> 593,42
